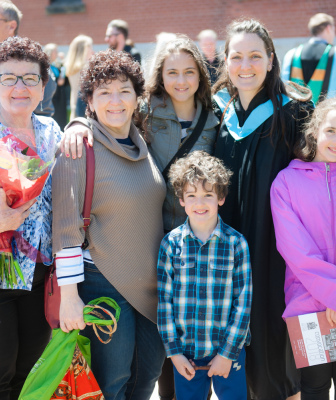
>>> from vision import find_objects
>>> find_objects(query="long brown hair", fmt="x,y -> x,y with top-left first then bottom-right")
212,19 -> 312,142
146,34 -> 212,111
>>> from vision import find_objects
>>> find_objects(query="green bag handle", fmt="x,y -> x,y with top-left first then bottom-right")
83,296 -> 121,344
18,296 -> 120,400
84,296 -> 120,325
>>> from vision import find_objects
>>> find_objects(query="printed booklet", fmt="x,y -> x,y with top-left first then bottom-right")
286,311 -> 336,368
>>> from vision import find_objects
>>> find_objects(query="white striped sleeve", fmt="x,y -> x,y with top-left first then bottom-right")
55,246 -> 84,286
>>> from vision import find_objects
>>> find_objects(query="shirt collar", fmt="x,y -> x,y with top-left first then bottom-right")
309,37 -> 329,45
181,216 -> 226,243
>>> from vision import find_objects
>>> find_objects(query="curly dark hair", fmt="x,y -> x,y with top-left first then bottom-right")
169,150 -> 233,200
295,97 -> 336,161
212,19 -> 312,144
0,37 -> 50,86
80,50 -> 145,124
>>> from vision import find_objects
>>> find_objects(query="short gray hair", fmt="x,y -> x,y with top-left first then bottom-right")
0,1 -> 22,36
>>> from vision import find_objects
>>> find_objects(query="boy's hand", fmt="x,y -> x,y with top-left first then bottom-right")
171,354 -> 195,381
326,308 -> 336,327
208,355 -> 232,378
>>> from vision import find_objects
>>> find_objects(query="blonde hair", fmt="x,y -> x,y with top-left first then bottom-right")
43,43 -> 57,60
64,34 -> 93,77
308,13 -> 334,36
295,97 -> 336,161
197,29 -> 217,41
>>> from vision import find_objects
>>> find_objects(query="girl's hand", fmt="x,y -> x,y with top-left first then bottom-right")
60,284 -> 86,333
60,123 -> 94,159
0,188 -> 36,232
326,308 -> 336,327
208,355 -> 232,378
171,354 -> 195,381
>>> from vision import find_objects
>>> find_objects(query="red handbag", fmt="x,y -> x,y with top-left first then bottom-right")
45,138 -> 95,329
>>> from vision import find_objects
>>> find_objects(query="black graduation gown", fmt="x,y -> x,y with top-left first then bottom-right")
214,88 -> 314,400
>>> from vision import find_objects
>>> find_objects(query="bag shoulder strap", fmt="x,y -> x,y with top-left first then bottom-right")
82,137 -> 95,232
162,107 -> 208,182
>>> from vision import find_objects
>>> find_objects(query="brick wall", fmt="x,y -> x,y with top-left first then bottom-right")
12,0 -> 336,46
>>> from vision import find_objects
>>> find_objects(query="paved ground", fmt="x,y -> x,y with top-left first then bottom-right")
149,382 -> 334,400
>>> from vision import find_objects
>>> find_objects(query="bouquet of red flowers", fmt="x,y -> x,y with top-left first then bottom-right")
0,128 -> 56,288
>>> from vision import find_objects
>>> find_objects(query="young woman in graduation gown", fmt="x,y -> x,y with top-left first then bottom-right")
212,19 -> 313,400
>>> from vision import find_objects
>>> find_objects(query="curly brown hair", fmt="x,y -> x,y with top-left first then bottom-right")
169,150 -> 233,200
294,97 -> 336,161
0,36 -> 50,86
146,35 -> 212,111
80,49 -> 145,126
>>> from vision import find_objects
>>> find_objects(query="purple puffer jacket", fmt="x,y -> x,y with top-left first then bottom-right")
271,159 -> 336,319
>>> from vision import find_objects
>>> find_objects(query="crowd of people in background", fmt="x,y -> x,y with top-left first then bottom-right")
0,1 -> 336,400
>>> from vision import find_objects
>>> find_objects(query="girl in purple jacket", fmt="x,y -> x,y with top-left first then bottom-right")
271,98 -> 336,400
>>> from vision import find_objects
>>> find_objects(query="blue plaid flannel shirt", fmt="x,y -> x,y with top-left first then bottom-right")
157,216 -> 252,361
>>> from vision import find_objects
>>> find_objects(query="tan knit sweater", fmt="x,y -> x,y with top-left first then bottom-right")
52,119 -> 166,323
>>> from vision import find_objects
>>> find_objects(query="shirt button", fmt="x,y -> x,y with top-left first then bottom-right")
181,261 -> 184,266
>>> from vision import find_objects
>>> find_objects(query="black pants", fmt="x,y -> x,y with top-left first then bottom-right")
301,362 -> 336,400
0,263 -> 51,400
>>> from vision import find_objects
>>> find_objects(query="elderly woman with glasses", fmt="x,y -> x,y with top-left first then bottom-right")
0,36 -> 81,400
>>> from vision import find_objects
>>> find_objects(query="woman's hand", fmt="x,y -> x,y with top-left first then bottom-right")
60,284 -> 86,333
171,354 -> 195,381
326,308 -> 336,327
0,188 -> 35,233
60,123 -> 94,159
208,355 -> 232,378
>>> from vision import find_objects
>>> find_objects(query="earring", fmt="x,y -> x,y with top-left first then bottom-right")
39,101 -> 43,112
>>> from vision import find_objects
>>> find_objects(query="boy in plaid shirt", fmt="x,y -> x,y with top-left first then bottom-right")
157,151 -> 252,400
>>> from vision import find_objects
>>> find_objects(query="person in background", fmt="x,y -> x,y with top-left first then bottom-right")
157,151 -> 252,400
43,43 -> 67,129
105,19 -> 141,64
282,13 -> 336,103
271,98 -> 336,400
146,32 -> 176,79
197,29 -> 222,85
0,0 -> 21,42
64,34 -> 93,120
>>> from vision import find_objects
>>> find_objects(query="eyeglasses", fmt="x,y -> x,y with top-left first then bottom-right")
0,74 -> 41,86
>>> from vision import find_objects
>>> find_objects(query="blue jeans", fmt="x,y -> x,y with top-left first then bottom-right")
173,348 -> 247,400
78,262 -> 165,400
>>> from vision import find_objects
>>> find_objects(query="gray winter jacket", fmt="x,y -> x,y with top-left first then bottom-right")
144,95 -> 219,231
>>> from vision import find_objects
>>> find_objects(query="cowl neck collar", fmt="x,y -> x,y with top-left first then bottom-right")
88,118 -> 148,161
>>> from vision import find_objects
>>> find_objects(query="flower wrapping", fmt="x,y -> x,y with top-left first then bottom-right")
0,129 -> 56,288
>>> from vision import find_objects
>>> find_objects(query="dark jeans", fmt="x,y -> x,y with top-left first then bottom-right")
0,263 -> 51,400
78,262 -> 166,400
301,361 -> 336,400
173,349 -> 246,400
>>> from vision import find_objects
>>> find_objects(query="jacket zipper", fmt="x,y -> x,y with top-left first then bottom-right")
325,163 -> 331,201
325,163 -> 336,264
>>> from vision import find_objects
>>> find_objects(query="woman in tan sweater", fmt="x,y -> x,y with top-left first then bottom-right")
52,50 -> 166,400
